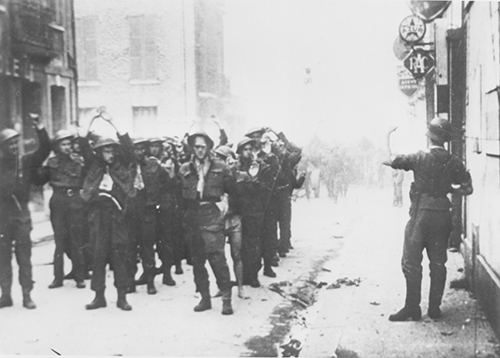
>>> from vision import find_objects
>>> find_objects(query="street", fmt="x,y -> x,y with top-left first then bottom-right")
0,186 -> 498,357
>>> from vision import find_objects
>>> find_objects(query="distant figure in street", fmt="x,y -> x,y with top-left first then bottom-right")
383,117 -> 473,321
0,114 -> 50,309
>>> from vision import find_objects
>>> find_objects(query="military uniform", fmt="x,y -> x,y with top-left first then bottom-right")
0,128 -> 50,308
127,154 -> 173,293
80,134 -> 136,310
179,154 -> 235,313
40,152 -> 87,287
389,146 -> 472,320
236,155 -> 266,286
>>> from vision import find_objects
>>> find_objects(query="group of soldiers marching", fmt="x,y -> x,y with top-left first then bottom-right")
0,110 -> 304,315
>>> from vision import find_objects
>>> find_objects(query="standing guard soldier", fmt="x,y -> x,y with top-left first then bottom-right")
383,117 -> 473,321
37,129 -> 87,289
179,131 -> 235,315
0,114 -> 50,309
80,114 -> 136,311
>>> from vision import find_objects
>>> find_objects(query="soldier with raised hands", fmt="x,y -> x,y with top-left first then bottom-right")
0,114 -> 51,309
79,110 -> 136,311
36,129 -> 87,290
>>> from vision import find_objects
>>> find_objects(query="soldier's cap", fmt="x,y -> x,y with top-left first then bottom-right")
214,145 -> 235,160
236,137 -> 257,154
53,129 -> 74,143
132,137 -> 150,146
426,117 -> 452,142
93,137 -> 119,150
245,127 -> 266,139
149,137 -> 164,144
0,128 -> 20,146
187,131 -> 214,149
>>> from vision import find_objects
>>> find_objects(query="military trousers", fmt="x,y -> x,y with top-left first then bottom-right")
241,212 -> 264,283
158,203 -> 175,268
275,190 -> 292,254
88,200 -> 129,292
402,208 -> 451,309
49,191 -> 86,282
0,207 -> 33,295
261,199 -> 278,267
126,197 -> 157,283
184,203 -> 231,294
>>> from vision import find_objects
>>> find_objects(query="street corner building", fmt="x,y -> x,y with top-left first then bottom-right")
400,0 -> 500,339
0,0 -> 78,150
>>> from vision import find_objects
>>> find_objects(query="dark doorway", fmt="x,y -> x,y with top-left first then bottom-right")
51,85 -> 67,134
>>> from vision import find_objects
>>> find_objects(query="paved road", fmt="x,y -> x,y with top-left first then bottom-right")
0,186 -> 361,356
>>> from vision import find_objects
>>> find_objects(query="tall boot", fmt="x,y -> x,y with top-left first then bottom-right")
428,274 -> 446,319
194,290 -> 212,312
117,289 -> 132,311
0,288 -> 13,308
221,288 -> 234,315
85,290 -> 106,310
389,278 -> 421,322
147,273 -> 157,295
162,265 -> 176,286
22,290 -> 36,310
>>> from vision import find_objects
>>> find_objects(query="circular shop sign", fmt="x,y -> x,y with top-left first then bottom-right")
399,15 -> 426,44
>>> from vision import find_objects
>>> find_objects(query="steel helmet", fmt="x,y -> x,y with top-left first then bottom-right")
93,137 -> 119,150
132,137 -> 149,146
236,137 -> 257,154
245,127 -> 266,139
427,117 -> 452,142
214,145 -> 235,160
149,137 -> 164,145
0,128 -> 20,146
54,129 -> 74,143
187,131 -> 214,150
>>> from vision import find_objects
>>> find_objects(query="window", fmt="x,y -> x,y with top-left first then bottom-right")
129,15 -> 157,80
132,106 -> 157,136
76,17 -> 98,81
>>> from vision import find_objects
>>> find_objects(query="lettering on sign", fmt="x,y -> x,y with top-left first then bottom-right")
403,49 -> 435,80
399,15 -> 426,44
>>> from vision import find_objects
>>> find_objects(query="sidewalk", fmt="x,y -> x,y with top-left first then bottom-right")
300,191 -> 500,358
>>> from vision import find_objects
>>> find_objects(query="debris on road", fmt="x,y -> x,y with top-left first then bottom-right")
326,277 -> 362,289
369,301 -> 380,306
321,267 -> 332,272
280,338 -> 303,357
440,331 -> 454,336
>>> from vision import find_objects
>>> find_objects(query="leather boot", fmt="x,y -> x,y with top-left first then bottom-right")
428,275 -> 445,320
263,266 -> 276,278
117,289 -> 132,311
126,284 -> 136,294
194,291 -> 212,312
48,279 -> 63,289
162,266 -> 176,286
85,290 -> 107,310
22,293 -> 36,310
389,306 -> 421,321
249,278 -> 261,288
427,306 -> 442,319
147,275 -> 157,295
221,289 -> 233,315
76,280 -> 86,289
175,263 -> 183,275
135,272 -> 147,286
0,290 -> 13,308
